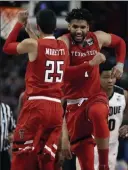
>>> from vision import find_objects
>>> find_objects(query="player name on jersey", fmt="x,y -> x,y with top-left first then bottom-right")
45,48 -> 65,56
70,50 -> 97,57
109,106 -> 121,116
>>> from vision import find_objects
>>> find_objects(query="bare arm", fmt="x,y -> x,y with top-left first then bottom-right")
60,117 -> 72,159
61,117 -> 69,141
94,31 -> 126,79
3,11 -> 38,61
16,92 -> 25,118
17,38 -> 37,54
94,31 -> 126,63
94,31 -> 111,49
25,23 -> 38,40
3,24 -> 37,55
57,36 -> 70,50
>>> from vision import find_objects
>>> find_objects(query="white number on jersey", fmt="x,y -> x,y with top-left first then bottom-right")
45,60 -> 64,83
85,71 -> 89,77
108,119 -> 116,131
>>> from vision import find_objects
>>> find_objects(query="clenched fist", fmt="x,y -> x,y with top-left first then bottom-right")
89,52 -> 106,66
112,62 -> 124,79
18,10 -> 28,25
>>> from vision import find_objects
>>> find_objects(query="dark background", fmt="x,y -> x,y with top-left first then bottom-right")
0,1 -> 128,168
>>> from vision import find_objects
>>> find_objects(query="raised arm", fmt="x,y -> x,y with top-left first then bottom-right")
3,11 -> 38,61
25,23 -> 38,40
94,31 -> 126,78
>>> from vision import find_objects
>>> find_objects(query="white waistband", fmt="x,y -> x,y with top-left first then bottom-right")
28,96 -> 61,103
67,98 -> 88,105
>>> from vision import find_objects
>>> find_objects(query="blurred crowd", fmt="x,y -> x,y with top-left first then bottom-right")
0,1 -> 128,169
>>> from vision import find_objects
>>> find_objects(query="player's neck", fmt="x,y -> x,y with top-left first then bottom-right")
106,88 -> 114,98
40,33 -> 54,39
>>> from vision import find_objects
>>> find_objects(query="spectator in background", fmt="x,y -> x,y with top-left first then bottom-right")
0,102 -> 16,170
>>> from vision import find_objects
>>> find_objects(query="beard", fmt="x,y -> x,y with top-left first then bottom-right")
70,31 -> 87,44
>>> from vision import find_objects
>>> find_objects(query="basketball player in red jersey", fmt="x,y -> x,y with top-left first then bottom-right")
58,9 -> 126,170
16,91 -> 63,170
3,9 -> 106,170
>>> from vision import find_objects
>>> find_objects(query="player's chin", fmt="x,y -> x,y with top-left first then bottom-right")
108,85 -> 114,89
74,36 -> 83,43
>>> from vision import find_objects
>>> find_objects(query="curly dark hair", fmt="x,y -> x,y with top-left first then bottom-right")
65,8 -> 93,25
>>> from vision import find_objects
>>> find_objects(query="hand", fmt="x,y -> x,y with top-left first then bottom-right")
112,63 -> 124,79
25,22 -> 32,33
119,125 -> 128,138
25,22 -> 38,40
89,52 -> 106,66
18,10 -> 28,25
61,138 -> 72,160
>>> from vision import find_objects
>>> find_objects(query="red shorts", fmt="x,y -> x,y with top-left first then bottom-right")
66,92 -> 108,152
11,99 -> 63,170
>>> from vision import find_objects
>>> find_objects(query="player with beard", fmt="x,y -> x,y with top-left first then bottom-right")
23,9 -> 126,170
3,9 -> 93,170
3,9 -> 106,170
58,8 -> 126,170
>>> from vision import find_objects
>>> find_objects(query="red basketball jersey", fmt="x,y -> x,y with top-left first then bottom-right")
25,37 -> 69,99
63,32 -> 102,99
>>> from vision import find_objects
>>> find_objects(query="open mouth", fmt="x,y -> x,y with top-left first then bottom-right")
75,35 -> 83,41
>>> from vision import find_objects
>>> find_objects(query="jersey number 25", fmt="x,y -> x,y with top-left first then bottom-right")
45,60 -> 64,83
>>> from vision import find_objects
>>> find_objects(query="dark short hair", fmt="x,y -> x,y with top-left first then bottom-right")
36,9 -> 56,34
65,8 -> 93,25
99,50 -> 115,74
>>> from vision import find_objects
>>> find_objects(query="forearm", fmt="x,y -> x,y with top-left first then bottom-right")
57,117 -> 69,151
64,62 -> 93,81
62,117 -> 69,140
109,34 -> 126,64
3,22 -> 23,54
26,30 -> 38,40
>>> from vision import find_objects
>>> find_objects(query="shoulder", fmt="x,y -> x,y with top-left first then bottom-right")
94,31 -> 111,41
114,85 -> 124,95
57,34 -> 70,49
94,31 -> 111,48
21,38 -> 38,46
94,30 -> 110,37
58,35 -> 69,42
